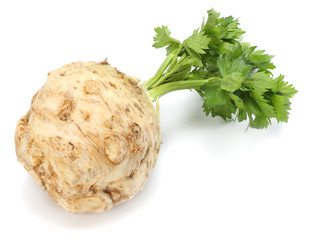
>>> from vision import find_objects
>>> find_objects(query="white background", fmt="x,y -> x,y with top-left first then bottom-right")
1,0 -> 308,239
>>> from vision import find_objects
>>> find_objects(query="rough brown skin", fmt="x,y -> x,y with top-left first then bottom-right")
15,61 -> 161,213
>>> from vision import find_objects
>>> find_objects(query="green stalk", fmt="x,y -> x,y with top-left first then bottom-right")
142,45 -> 183,90
146,77 -> 219,102
141,51 -> 177,89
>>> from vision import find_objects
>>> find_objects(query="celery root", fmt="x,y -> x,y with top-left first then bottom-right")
15,61 -> 160,213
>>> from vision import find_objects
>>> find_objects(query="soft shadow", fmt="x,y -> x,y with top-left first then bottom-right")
159,91 -> 283,155
22,166 -> 160,230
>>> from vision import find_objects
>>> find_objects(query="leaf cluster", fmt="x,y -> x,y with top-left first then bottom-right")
149,9 -> 297,129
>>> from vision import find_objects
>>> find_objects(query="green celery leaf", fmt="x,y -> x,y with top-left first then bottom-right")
250,90 -> 276,118
248,49 -> 276,72
241,42 -> 257,55
217,54 -> 231,76
166,42 -> 181,55
246,72 -> 274,92
242,97 -> 271,129
184,46 -> 204,67
153,26 -> 180,49
204,9 -> 220,29
183,30 -> 211,54
219,16 -> 245,40
229,59 -> 251,77
250,115 -> 271,129
204,101 -> 236,120
183,29 -> 211,67
221,72 -> 243,91
271,94 -> 291,122
273,75 -> 298,97
201,79 -> 237,120
228,92 -> 245,109
202,80 -> 228,107
217,54 -> 251,77
237,109 -> 248,122
217,41 -> 235,53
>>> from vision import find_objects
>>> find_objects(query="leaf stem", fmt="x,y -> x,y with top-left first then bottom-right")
142,45 -> 183,90
147,77 -> 219,102
141,51 -> 177,89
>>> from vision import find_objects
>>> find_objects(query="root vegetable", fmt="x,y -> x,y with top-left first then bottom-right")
15,9 -> 297,213
15,61 -> 160,213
